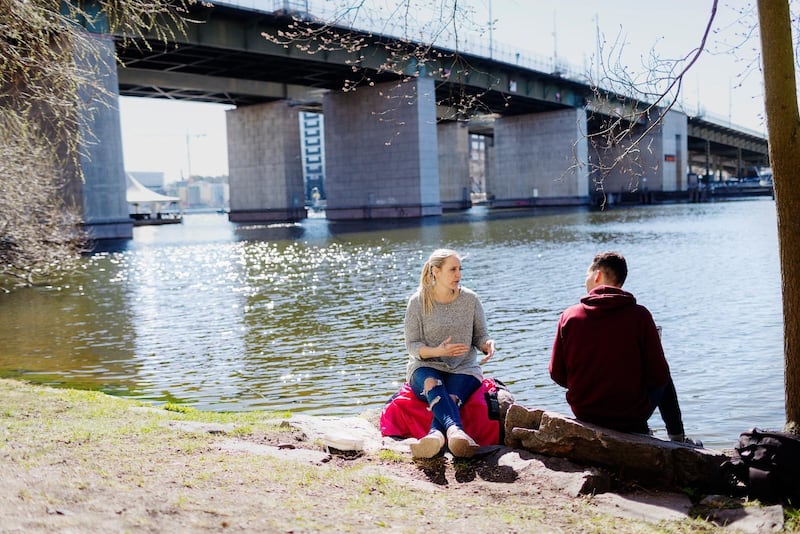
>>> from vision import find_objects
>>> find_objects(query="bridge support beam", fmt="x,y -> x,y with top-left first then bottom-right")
438,121 -> 471,210
656,110 -> 689,192
79,33 -> 133,241
490,108 -> 589,207
322,78 -> 441,220
589,109 -> 688,204
226,101 -> 306,222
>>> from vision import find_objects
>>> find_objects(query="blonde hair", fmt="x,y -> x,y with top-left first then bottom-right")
418,248 -> 461,315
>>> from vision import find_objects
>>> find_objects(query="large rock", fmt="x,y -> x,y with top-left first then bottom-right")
505,404 -> 729,491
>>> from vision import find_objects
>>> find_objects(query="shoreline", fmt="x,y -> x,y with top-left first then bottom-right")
0,378 -> 791,533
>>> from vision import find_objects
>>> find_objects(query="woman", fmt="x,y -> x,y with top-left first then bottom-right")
404,248 -> 496,458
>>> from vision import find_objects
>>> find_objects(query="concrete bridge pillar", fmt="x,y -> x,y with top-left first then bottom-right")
437,121 -> 471,210
491,108 -> 589,207
484,137 -> 495,201
77,33 -> 133,240
659,110 -> 689,192
322,77 -> 441,220
590,109 -> 688,201
226,101 -> 306,222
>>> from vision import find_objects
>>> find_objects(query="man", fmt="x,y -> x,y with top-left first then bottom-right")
549,251 -> 701,445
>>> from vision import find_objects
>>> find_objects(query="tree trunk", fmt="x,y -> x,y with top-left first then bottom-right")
757,0 -> 800,432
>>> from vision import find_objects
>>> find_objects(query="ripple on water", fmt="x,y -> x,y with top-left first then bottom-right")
0,201 -> 784,448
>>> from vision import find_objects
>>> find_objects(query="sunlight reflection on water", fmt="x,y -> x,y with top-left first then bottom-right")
0,200 -> 783,448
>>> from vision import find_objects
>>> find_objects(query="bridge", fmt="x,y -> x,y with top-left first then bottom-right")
70,2 -> 769,239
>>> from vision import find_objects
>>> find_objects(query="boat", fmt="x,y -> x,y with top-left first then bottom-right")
126,173 -> 183,226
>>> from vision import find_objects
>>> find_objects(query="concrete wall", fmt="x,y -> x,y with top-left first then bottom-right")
485,137 -> 495,200
492,108 -> 589,207
79,33 -> 132,240
437,121 -> 471,210
226,101 -> 306,222
588,109 -> 688,201
322,77 -> 441,219
590,120 -> 655,198
660,110 -> 689,191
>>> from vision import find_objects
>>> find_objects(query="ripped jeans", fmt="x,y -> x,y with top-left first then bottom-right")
409,367 -> 481,435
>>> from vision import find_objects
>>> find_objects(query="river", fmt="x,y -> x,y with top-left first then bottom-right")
0,199 -> 784,449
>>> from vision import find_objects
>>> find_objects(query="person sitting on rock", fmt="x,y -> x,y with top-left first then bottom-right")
549,251 -> 701,446
403,248 -> 496,459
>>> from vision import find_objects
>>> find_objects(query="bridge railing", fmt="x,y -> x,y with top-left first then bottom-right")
689,107 -> 767,138
214,0 -> 588,83
213,1 -> 763,136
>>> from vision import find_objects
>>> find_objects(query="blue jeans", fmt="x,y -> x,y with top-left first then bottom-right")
652,377 -> 685,436
623,377 -> 684,436
409,367 -> 481,435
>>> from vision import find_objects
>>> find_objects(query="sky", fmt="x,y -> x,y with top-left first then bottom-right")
119,0 -> 767,182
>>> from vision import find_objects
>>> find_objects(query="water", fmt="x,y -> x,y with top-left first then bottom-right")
0,200 -> 784,449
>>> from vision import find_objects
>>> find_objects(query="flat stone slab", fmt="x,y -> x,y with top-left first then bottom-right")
699,495 -> 785,533
711,506 -> 784,533
585,492 -> 784,534
286,414 -> 386,452
483,447 -> 612,497
590,491 -> 693,522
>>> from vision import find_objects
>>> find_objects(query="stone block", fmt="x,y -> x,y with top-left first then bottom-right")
505,403 -> 728,492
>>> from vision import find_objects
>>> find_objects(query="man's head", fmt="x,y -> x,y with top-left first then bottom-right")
585,251 -> 628,292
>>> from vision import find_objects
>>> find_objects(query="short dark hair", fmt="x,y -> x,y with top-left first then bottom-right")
590,251 -> 628,286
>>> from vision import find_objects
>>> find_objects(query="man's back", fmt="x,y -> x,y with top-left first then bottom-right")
549,285 -> 670,432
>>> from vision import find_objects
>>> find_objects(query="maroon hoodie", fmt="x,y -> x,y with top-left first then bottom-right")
549,285 -> 671,431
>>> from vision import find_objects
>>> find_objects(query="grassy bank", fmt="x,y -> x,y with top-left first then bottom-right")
0,378 -> 787,532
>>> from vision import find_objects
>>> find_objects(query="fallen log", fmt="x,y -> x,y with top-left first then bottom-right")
504,404 -> 729,492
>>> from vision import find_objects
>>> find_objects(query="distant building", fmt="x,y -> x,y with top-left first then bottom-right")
187,183 -> 204,207
163,177 -> 229,210
299,111 -> 325,202
210,182 -> 229,207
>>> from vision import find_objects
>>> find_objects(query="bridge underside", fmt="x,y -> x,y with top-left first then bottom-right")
115,3 -> 592,117
687,118 -> 769,179
70,2 -> 770,235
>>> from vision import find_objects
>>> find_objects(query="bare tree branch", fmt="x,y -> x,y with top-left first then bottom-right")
0,0 -> 193,291
585,0 -> 718,207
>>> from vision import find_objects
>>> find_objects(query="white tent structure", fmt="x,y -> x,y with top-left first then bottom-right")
126,173 -> 183,225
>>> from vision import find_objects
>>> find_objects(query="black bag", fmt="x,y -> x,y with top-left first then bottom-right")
484,378 -> 514,444
723,428 -> 800,504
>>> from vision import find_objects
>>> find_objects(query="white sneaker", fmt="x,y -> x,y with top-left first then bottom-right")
410,430 -> 445,459
446,426 -> 479,458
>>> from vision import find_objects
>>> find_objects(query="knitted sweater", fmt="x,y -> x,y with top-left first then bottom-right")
404,286 -> 489,383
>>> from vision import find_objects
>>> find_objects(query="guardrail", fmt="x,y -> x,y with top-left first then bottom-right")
213,1 -> 762,135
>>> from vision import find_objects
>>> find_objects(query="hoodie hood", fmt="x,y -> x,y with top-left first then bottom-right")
580,285 -> 637,318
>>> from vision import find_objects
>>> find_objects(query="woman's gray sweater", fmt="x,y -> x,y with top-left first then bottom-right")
404,286 -> 489,383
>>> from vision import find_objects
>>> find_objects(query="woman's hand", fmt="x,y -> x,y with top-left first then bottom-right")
479,339 -> 496,365
437,336 -> 469,357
